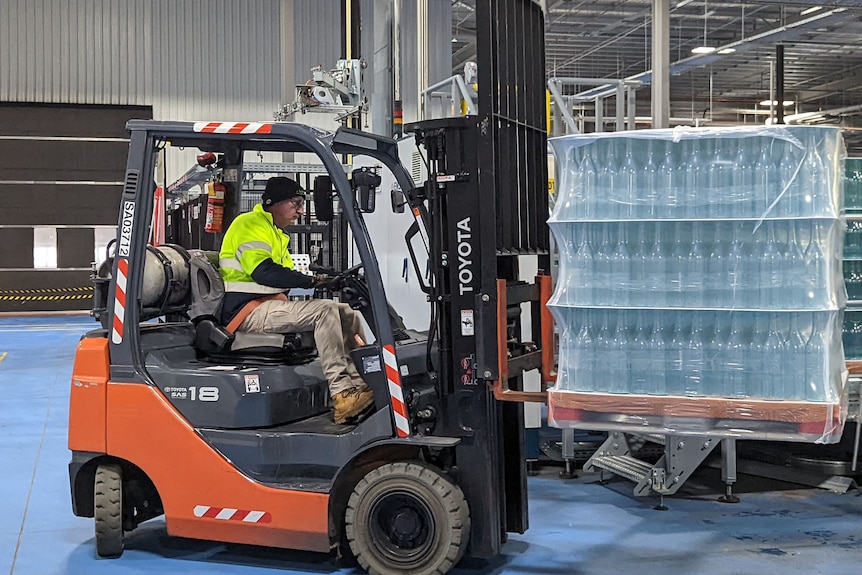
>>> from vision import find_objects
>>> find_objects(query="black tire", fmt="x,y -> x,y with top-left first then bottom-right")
345,462 -> 470,575
94,463 -> 124,558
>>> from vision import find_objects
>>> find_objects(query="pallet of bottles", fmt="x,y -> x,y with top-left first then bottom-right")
547,308 -> 847,443
547,125 -> 848,443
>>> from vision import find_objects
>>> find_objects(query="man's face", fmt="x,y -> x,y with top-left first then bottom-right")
269,196 -> 305,228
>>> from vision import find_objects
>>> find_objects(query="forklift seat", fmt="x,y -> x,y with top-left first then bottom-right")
188,250 -> 316,365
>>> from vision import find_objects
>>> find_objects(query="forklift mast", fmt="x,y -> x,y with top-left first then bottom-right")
403,0 -> 550,558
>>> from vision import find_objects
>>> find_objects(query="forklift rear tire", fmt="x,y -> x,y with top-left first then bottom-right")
345,462 -> 470,575
94,463 -> 124,558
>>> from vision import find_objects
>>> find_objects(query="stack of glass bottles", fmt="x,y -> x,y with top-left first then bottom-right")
843,158 -> 862,359
547,126 -> 847,442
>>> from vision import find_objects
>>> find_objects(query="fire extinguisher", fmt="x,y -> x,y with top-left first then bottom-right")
204,180 -> 225,233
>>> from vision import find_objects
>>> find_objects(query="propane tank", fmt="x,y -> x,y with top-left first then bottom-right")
141,244 -> 191,309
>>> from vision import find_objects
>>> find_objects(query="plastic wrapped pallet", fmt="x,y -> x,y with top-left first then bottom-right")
843,158 -> 862,359
547,125 -> 848,443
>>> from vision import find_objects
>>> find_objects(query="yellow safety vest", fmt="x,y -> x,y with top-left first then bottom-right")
218,203 -> 296,294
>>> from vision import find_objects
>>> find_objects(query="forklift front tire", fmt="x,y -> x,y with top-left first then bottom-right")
345,462 -> 470,575
94,463 -> 124,558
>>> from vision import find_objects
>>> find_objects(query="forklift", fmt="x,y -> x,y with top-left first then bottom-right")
68,3 -> 548,573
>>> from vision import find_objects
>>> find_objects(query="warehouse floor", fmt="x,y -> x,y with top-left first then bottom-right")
2,316 -> 861,575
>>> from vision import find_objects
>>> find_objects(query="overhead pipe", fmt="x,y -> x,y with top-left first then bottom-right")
785,103 -> 862,123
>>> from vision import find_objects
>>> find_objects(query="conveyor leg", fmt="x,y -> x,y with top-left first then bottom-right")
718,438 -> 740,503
559,428 -> 577,479
852,421 -> 860,474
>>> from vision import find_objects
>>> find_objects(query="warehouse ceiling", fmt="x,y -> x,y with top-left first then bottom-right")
451,0 -> 862,152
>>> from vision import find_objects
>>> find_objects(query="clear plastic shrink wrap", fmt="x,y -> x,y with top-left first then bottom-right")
842,158 -> 862,360
547,126 -> 848,443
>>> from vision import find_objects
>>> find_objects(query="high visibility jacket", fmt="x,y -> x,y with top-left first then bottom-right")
219,203 -> 296,294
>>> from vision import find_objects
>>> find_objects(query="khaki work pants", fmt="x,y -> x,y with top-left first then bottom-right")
239,299 -> 367,396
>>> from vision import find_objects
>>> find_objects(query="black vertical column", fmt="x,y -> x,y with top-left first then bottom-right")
776,44 -> 785,124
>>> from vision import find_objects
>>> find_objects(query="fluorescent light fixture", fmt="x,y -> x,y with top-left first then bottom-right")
676,0 -> 695,7
717,48 -> 736,54
800,6 -> 823,16
759,100 -> 795,107
691,46 -> 717,54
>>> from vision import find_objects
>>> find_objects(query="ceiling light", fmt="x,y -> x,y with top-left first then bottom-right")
676,0 -> 695,7
717,48 -> 735,54
690,0 -> 715,56
800,6 -> 823,16
759,100 -> 795,107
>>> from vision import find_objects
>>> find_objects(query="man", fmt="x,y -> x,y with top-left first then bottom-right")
219,176 -> 374,424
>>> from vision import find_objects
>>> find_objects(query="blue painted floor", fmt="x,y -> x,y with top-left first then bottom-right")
1,315 -> 861,575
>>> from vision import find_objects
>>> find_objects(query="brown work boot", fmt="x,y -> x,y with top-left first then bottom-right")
333,386 -> 374,424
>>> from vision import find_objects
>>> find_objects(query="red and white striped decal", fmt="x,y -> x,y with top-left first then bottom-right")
382,345 -> 410,437
192,122 -> 273,134
193,505 -> 272,524
111,258 -> 129,344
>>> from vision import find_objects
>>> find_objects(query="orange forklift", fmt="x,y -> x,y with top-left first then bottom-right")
67,3 -> 550,574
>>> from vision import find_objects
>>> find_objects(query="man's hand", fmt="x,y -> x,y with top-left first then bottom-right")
312,273 -> 332,288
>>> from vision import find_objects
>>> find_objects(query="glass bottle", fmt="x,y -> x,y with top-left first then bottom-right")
683,311 -> 706,396
642,142 -> 660,217
647,222 -> 667,307
610,224 -> 631,306
761,312 -> 787,398
572,226 -> 594,305
786,313 -> 807,399
666,310 -> 687,396
598,140 -> 619,219
580,145 -> 599,219
804,313 -> 825,402
731,138 -> 756,218
594,224 -> 613,306
669,222 -> 687,302
659,140 -> 677,218
683,139 -> 703,219
726,313 -> 748,398
754,138 -> 777,218
803,221 -> 825,305
726,224 -> 749,307
748,314 -> 768,399
621,138 -> 639,218
646,315 -> 667,395
784,221 -> 805,308
688,222 -> 706,307
759,221 -> 784,308
629,311 -> 651,394
803,130 -> 826,216
608,312 -> 629,394
706,222 -> 726,307
707,313 -> 729,396
572,318 -> 595,392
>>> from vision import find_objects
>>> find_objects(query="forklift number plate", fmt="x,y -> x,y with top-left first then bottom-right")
460,310 -> 474,336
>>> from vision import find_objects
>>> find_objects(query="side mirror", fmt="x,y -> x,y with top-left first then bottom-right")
352,167 -> 381,213
313,176 -> 334,222
390,188 -> 406,213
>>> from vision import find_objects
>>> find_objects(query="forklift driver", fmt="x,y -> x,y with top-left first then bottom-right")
218,176 -> 374,424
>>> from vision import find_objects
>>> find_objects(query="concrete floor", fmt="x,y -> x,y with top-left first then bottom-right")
1,315 -> 861,575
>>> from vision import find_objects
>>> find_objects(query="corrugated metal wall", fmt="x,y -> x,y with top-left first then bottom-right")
290,0 -> 343,87
0,0 -> 283,121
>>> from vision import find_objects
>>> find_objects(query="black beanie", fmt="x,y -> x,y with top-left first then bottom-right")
262,177 -> 305,207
